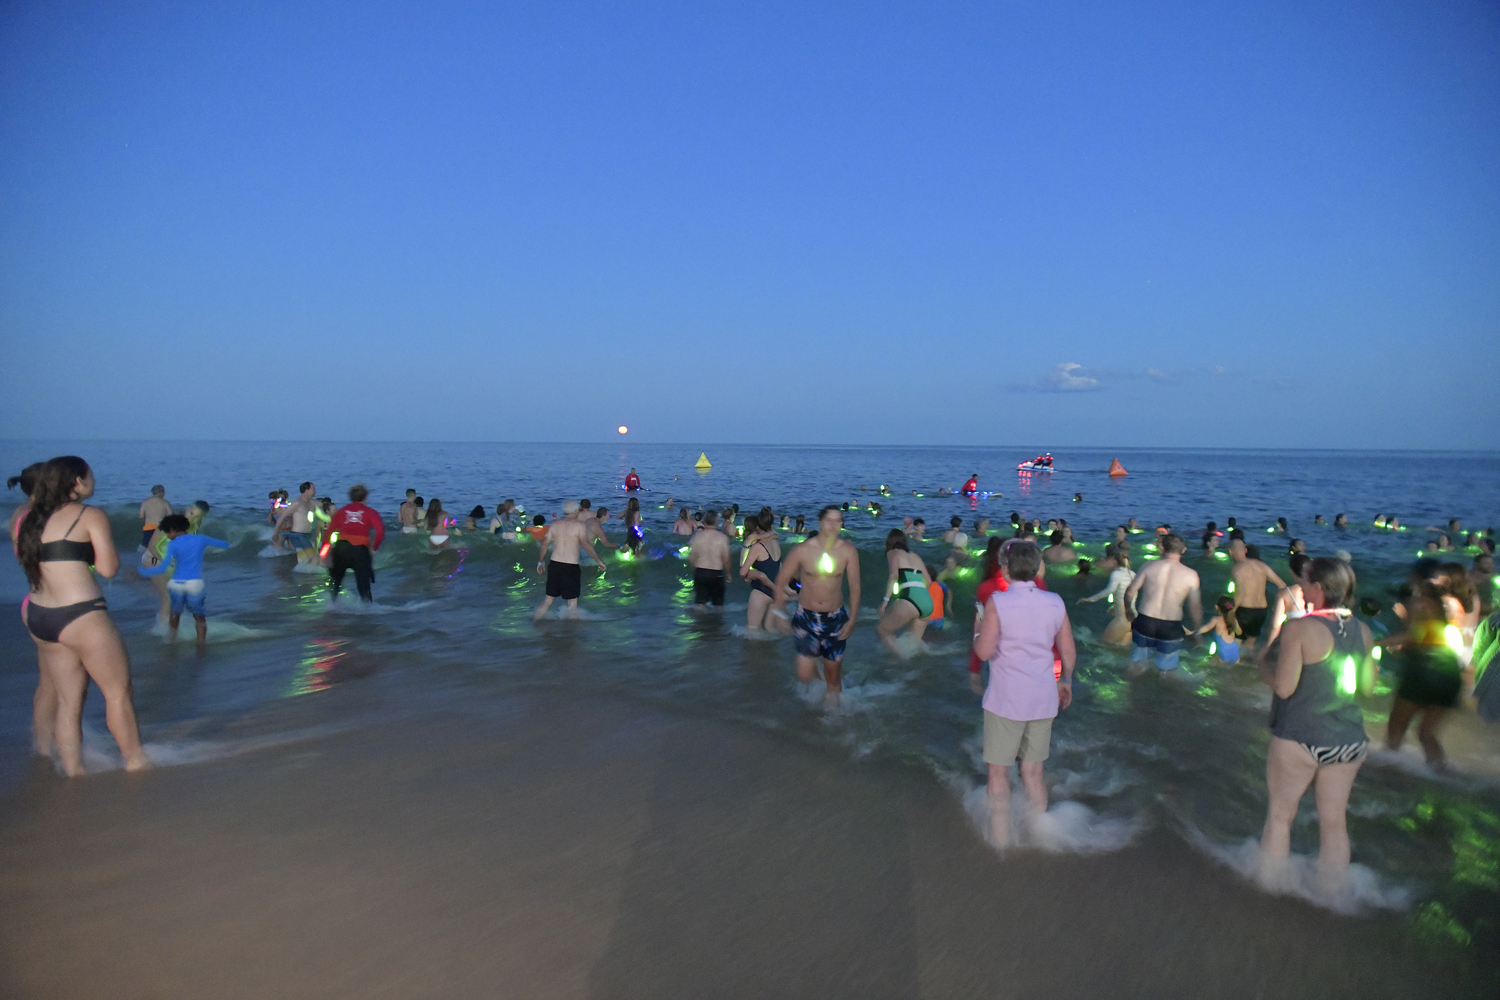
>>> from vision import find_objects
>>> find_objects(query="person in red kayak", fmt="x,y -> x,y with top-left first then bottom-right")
324,483 -> 386,603
962,474 -> 979,496
624,468 -> 641,491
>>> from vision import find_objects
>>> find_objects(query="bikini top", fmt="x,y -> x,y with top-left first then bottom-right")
38,507 -> 95,563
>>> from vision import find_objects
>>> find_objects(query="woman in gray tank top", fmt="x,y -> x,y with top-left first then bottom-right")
1259,557 -> 1373,888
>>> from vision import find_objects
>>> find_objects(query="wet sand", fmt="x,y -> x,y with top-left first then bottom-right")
0,688 -> 1486,999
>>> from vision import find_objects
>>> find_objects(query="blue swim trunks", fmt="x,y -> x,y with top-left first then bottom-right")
1131,612 -> 1184,670
284,531 -> 312,552
793,606 -> 848,662
167,578 -> 207,618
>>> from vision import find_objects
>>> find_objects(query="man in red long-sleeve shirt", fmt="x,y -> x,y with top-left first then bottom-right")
326,483 -> 386,602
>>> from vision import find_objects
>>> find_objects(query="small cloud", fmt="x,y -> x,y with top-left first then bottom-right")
1013,362 -> 1103,393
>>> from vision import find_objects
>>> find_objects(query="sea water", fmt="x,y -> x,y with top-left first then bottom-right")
1,441 -> 1497,951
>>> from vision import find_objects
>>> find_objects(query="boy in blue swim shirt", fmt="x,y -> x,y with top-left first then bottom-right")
140,513 -> 230,645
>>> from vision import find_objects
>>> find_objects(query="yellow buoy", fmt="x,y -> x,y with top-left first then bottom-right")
695,452 -> 712,470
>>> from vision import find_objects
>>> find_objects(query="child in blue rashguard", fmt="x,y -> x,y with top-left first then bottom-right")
139,513 -> 230,645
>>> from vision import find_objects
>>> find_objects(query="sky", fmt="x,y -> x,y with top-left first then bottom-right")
1,1 -> 1497,448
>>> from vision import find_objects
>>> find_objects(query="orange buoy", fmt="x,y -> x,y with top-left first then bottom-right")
1107,458 -> 1128,477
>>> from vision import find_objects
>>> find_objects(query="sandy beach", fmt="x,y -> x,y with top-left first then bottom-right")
1,678 -> 1487,999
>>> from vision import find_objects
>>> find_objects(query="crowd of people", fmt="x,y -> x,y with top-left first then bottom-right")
8,453 -> 1500,886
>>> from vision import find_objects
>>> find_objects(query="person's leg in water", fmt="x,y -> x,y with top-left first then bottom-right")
40,611 -> 150,775
987,762 -> 1014,847
192,614 -> 207,646
1384,696 -> 1420,753
1416,707 -> 1448,769
746,588 -> 772,631
533,595 -> 555,620
28,624 -> 57,757
351,545 -> 374,602
1259,736 -> 1318,881
1312,755 -> 1363,888
329,545 -> 349,601
876,599 -> 920,656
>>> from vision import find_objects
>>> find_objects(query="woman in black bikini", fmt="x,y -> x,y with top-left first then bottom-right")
15,456 -> 149,775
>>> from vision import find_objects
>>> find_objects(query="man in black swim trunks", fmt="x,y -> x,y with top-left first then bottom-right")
533,501 -> 606,620
1230,539 -> 1285,649
1123,532 -> 1202,671
688,509 -> 732,607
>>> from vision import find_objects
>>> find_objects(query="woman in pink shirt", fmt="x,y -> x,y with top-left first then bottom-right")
972,541 -> 1077,846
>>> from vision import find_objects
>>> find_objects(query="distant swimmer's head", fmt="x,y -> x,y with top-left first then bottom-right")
1161,533 -> 1187,555
975,518 -> 989,533
885,529 -> 909,552
1205,521 -> 1217,532
159,513 -> 191,537
1228,528 -> 1245,542
1244,543 -> 1260,560
406,489 -> 416,499
1289,538 -> 1306,555
562,500 -> 580,516
1277,517 -> 1289,532
1314,515 -> 1325,525
595,507 -> 609,520
1049,530 -> 1064,546
1226,517 -> 1237,529
533,515 -> 545,526
1473,553 -> 1494,575
1374,514 -> 1387,527
7,462 -> 43,497
1437,533 -> 1451,549
678,507 -> 690,520
150,484 -> 165,497
414,497 -> 424,509
702,509 -> 718,527
578,499 -> 592,511
1334,513 -> 1347,527
1127,518 -> 1140,530
1046,519 -> 1059,532
841,502 -> 850,511
1002,541 -> 1042,582
1424,539 -> 1440,553
470,506 -> 485,519
1289,553 -> 1311,581
1305,557 -> 1356,610
1449,518 -> 1461,532
1076,558 -> 1091,574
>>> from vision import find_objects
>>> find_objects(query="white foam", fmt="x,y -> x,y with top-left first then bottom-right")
292,559 -> 328,575
961,783 -> 1144,854
148,619 -> 275,644
1188,833 -> 1412,915
729,624 -> 782,641
257,544 -> 296,558
70,722 -> 350,774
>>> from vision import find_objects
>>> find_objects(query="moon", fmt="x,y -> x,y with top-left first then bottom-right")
617,426 -> 628,434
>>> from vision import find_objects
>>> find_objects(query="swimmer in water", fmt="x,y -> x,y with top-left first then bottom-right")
1123,533 -> 1202,672
1289,538 -> 1306,557
398,489 -> 419,531
942,516 -> 969,551
533,501 -> 606,620
624,468 -> 641,491
687,510 -> 731,609
139,485 -> 170,550
739,509 -> 781,631
877,529 -> 933,657
1334,512 -> 1347,528
1079,549 -> 1135,647
138,513 -> 231,646
18,457 -> 151,775
962,474 -> 978,496
425,498 -> 451,550
622,497 -> 645,554
1042,530 -> 1076,565
465,506 -> 484,531
672,507 -> 694,536
906,517 -> 926,542
1230,541 -> 1288,651
774,505 -> 861,708
1190,596 -> 1243,664
794,514 -> 805,534
1127,518 -> 1141,533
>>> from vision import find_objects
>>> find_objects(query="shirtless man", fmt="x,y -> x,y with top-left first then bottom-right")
139,485 -> 171,549
1123,532 -> 1202,671
398,489 -> 419,532
275,482 -> 319,554
575,500 -> 618,553
774,505 -> 862,707
1042,530 -> 1077,564
534,501 -> 606,619
688,510 -> 732,607
1229,540 -> 1286,648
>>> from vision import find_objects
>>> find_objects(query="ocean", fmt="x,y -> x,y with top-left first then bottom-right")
1,441 -> 1497,993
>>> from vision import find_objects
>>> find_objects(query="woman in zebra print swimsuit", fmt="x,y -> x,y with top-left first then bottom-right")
1258,557 -> 1373,886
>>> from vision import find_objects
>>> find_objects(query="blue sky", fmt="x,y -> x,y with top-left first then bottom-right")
2,2 -> 1496,447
